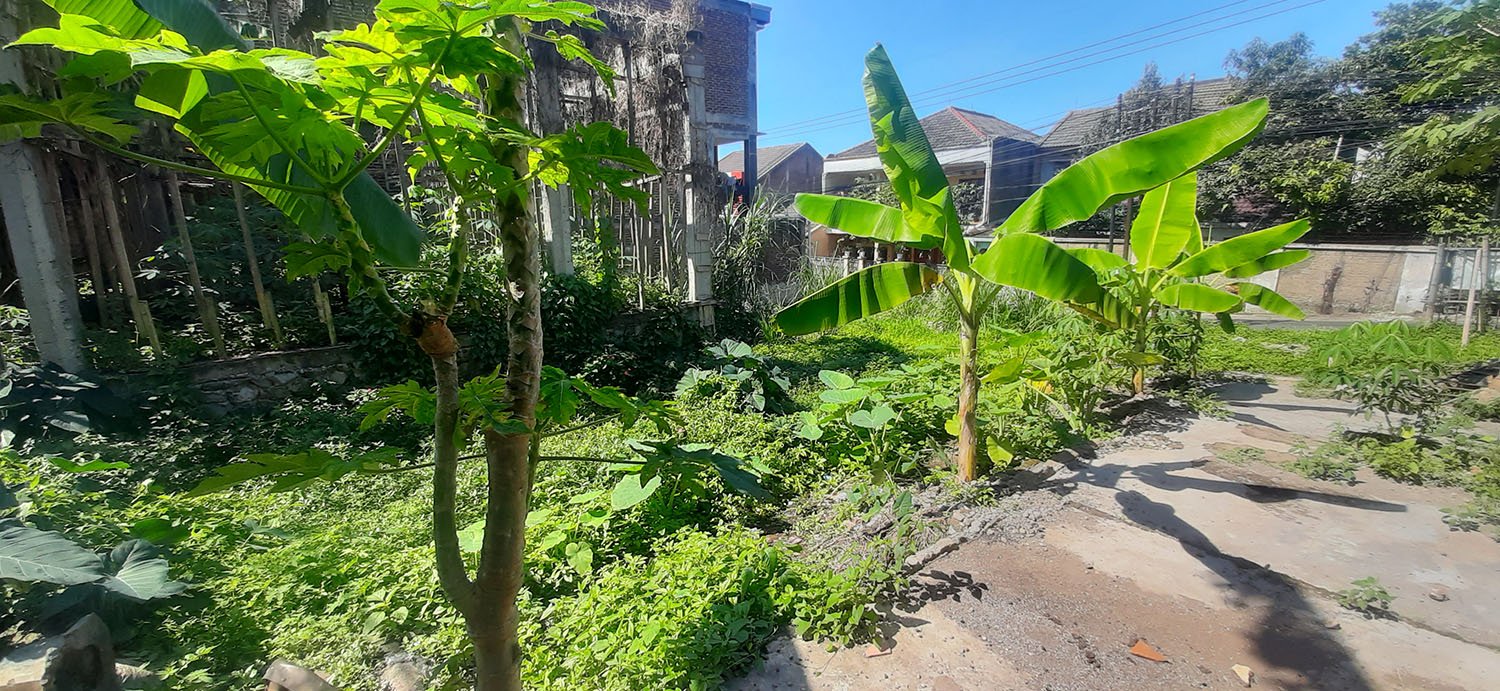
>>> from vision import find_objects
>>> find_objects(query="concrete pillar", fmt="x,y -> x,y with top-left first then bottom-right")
681,44 -> 716,329
530,39 -> 574,276
0,143 -> 87,371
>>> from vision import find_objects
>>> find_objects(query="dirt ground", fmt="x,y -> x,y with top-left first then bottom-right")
730,378 -> 1500,690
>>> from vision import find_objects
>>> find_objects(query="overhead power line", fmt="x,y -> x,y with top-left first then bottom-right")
762,0 -> 1331,145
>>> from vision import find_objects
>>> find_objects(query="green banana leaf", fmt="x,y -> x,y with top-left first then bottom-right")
1171,220 -> 1310,278
971,233 -> 1102,304
1070,289 -> 1135,330
862,45 -> 970,271
1223,249 -> 1312,278
999,99 -> 1268,236
1236,283 -> 1306,319
795,194 -> 938,248
1130,173 -> 1198,269
1157,283 -> 1242,313
1067,247 -> 1129,273
774,262 -> 942,336
32,0 -> 424,267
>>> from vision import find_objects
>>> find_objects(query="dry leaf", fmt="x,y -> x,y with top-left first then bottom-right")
1128,639 -> 1167,662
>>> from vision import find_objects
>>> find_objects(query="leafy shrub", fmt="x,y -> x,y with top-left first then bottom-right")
797,365 -> 955,481
1289,441 -> 1360,484
521,527 -> 890,691
1337,576 -> 1394,618
1,363 -> 138,445
1310,321 -> 1454,429
676,339 -> 792,413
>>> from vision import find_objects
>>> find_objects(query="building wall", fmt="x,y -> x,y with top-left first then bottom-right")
1043,239 -> 1442,315
761,146 -> 823,196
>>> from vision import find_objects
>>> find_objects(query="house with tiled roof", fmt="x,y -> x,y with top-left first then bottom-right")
1034,77 -> 1237,184
719,142 -> 823,197
823,106 -> 1042,226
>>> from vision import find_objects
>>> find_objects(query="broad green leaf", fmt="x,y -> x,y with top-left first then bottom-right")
0,523 -> 102,586
101,540 -> 186,601
972,233 -> 1102,304
135,68 -> 208,118
343,175 -> 423,267
134,0 -> 246,51
457,520 -> 484,553
1001,99 -> 1269,235
862,45 -> 970,270
1117,351 -> 1166,367
819,388 -> 868,405
46,456 -> 129,473
1130,173 -> 1198,269
1157,283 -> 1242,313
774,262 -> 941,336
1236,283 -> 1306,319
983,356 -> 1025,384
565,541 -> 593,575
1172,220 -> 1311,278
795,194 -> 937,247
1223,250 -> 1311,278
1067,248 -> 1129,274
43,0 -> 162,40
1216,312 -> 1237,333
795,412 -> 823,441
818,370 -> 856,390
130,518 -> 190,545
703,454 -> 772,500
610,473 -> 662,511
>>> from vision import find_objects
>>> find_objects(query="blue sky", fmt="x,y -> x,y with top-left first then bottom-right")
750,0 -> 1395,156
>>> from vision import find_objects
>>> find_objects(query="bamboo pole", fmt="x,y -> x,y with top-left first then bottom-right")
166,171 -> 227,357
65,158 -> 109,323
95,156 -> 162,355
232,182 -> 285,349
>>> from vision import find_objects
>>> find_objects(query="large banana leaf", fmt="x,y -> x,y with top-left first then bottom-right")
1130,173 -> 1198,269
1236,283 -> 1305,319
795,193 -> 938,248
971,233 -> 1102,304
1157,283 -> 1242,313
999,99 -> 1269,236
1171,220 -> 1310,278
1223,249 -> 1311,278
1068,247 -> 1129,274
33,0 -> 424,266
862,45 -> 970,271
775,262 -> 942,336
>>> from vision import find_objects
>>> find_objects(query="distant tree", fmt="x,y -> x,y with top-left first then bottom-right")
1202,13 -> 1498,242
1398,0 -> 1500,177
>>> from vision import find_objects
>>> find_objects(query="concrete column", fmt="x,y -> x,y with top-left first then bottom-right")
0,143 -> 87,371
530,39 -> 574,275
681,44 -> 716,329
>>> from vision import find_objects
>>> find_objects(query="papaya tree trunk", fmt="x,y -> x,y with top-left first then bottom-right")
957,316 -> 981,482
467,19 -> 541,691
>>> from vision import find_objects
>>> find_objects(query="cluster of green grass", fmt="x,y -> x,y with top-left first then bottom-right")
1199,322 -> 1500,377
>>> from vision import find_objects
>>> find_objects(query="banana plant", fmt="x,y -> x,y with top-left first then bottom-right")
777,44 -> 1272,481
1067,172 -> 1310,393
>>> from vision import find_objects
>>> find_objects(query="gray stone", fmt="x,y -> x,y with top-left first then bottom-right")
264,660 -> 338,691
0,614 -> 120,691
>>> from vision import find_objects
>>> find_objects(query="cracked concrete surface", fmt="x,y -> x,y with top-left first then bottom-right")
732,378 -> 1500,690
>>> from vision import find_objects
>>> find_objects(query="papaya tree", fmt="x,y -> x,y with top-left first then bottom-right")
2,1 -> 760,687
777,45 -> 1272,481
1067,172 -> 1311,393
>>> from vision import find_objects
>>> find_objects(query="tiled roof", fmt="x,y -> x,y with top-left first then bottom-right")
828,107 -> 1041,160
718,142 -> 816,177
1039,77 -> 1238,150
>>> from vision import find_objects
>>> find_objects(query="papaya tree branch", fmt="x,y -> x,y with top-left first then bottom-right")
538,456 -> 646,465
339,42 -> 453,190
77,131 -> 324,195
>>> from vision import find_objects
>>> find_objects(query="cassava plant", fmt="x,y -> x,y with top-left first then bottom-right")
776,45 -> 1274,480
1067,172 -> 1311,394
1,1 -> 759,687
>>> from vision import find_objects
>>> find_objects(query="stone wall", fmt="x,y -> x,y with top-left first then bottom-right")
184,346 -> 357,413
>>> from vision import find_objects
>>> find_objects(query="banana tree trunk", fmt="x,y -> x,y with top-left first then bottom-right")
956,310 -> 980,482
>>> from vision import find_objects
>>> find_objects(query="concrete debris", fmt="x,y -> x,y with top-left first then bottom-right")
904,536 -> 964,573
864,643 -> 892,658
1429,588 -> 1451,602
1232,663 -> 1255,687
378,648 -> 432,691
1127,639 -> 1167,663
264,660 -> 339,691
